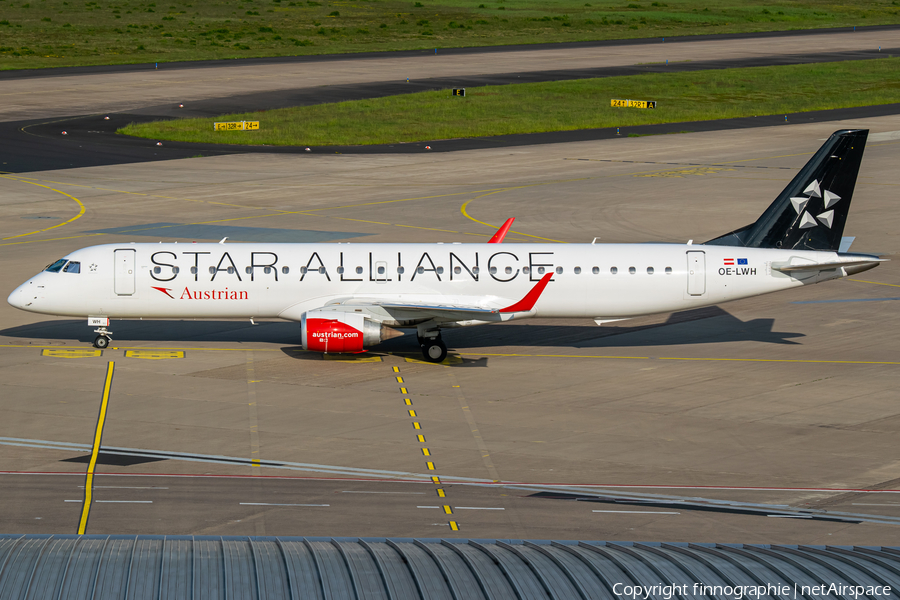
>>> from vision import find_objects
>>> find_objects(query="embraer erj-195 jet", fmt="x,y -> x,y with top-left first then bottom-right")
8,130 -> 885,362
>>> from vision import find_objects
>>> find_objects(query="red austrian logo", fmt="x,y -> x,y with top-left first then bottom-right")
152,286 -> 248,300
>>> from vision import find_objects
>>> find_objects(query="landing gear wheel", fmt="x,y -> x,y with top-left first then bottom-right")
421,339 -> 447,363
93,335 -> 110,349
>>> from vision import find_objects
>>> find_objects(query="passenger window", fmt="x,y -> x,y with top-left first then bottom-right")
490,267 -> 498,275
208,267 -> 216,274
64,261 -> 81,273
245,267 -> 252,274
647,267 -> 654,275
264,267 -> 271,274
153,266 -> 161,274
537,267 -> 545,275
173,267 -> 179,274
436,267 -> 444,275
44,258 -> 67,273
300,267 -> 308,274
610,267 -> 617,274
417,266 -> 425,274
555,266 -> 563,274
472,266 -> 480,274
593,267 -> 600,274
336,266 -> 344,274
454,266 -> 461,274
377,266 -> 385,274
356,266 -> 363,274
665,267 -> 672,274
191,267 -> 198,275
227,267 -> 235,275
504,266 -> 512,274
318,267 -> 326,274
398,266 -> 405,274
574,267 -> 581,274
522,266 -> 529,274
629,267 -> 636,274
282,266 -> 290,274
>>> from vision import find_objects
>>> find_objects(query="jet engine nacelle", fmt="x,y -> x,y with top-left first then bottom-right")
301,310 -> 401,353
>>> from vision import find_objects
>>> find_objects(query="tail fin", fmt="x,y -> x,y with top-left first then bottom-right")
705,129 -> 868,251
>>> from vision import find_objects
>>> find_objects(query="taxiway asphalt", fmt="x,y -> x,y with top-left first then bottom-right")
1,32 -> 899,543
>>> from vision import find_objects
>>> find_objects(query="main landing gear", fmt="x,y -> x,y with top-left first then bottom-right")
417,331 -> 447,363
92,326 -> 113,349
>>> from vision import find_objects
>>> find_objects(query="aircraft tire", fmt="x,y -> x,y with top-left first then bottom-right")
93,335 -> 110,349
421,339 -> 447,363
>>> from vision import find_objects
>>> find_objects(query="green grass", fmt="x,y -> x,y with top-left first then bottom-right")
120,58 -> 900,146
1,0 -> 899,70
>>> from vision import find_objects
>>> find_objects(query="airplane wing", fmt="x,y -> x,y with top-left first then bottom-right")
296,273 -> 554,324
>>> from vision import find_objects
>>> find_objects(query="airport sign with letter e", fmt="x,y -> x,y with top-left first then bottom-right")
214,121 -> 260,131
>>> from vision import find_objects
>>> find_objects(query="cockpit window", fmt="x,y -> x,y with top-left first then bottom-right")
44,258 -> 68,272
64,261 -> 81,273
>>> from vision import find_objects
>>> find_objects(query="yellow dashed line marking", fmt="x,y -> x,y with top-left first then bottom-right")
413,422 -> 421,430
392,366 -> 400,373
400,387 -> 408,394
404,355 -> 463,365
405,399 -> 413,405
396,376 -> 404,383
422,448 -> 431,456
408,410 -> 417,417
443,505 -> 453,515
124,350 -> 185,360
449,521 -> 459,531
41,349 -> 102,358
417,435 -> 426,443
437,489 -> 446,498
432,476 -> 441,484
426,462 -> 435,470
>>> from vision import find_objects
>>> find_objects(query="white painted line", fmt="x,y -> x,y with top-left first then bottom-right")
592,510 -> 680,514
417,505 -> 440,509
767,515 -> 812,518
64,500 -> 81,503
79,486 -> 168,489
239,503 -> 329,507
852,503 -> 900,506
342,491 -> 425,495
96,500 -> 153,503
455,507 -> 505,510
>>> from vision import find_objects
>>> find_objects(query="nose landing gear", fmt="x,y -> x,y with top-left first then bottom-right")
92,326 -> 113,349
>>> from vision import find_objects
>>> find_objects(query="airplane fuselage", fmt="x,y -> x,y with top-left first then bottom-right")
8,242 -> 849,323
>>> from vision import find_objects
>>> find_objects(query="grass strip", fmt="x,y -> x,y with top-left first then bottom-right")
121,58 -> 900,146
1,0 -> 899,70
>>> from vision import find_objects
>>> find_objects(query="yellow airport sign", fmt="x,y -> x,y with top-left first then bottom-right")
213,121 -> 260,131
610,99 -> 657,109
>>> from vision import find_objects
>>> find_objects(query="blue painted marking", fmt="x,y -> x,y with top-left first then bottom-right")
87,223 -> 371,243
793,297 -> 900,304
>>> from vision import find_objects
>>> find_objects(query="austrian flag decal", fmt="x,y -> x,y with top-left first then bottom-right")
723,258 -> 748,266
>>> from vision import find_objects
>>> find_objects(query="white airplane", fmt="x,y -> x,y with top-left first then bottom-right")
8,130 -> 884,362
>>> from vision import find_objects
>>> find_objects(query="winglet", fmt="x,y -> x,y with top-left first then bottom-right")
488,218 -> 515,244
500,272 -> 553,313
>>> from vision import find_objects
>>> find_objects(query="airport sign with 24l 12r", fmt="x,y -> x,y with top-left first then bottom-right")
610,99 -> 657,109
213,121 -> 260,131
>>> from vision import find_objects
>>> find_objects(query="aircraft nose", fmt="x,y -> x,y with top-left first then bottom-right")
7,281 -> 33,310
